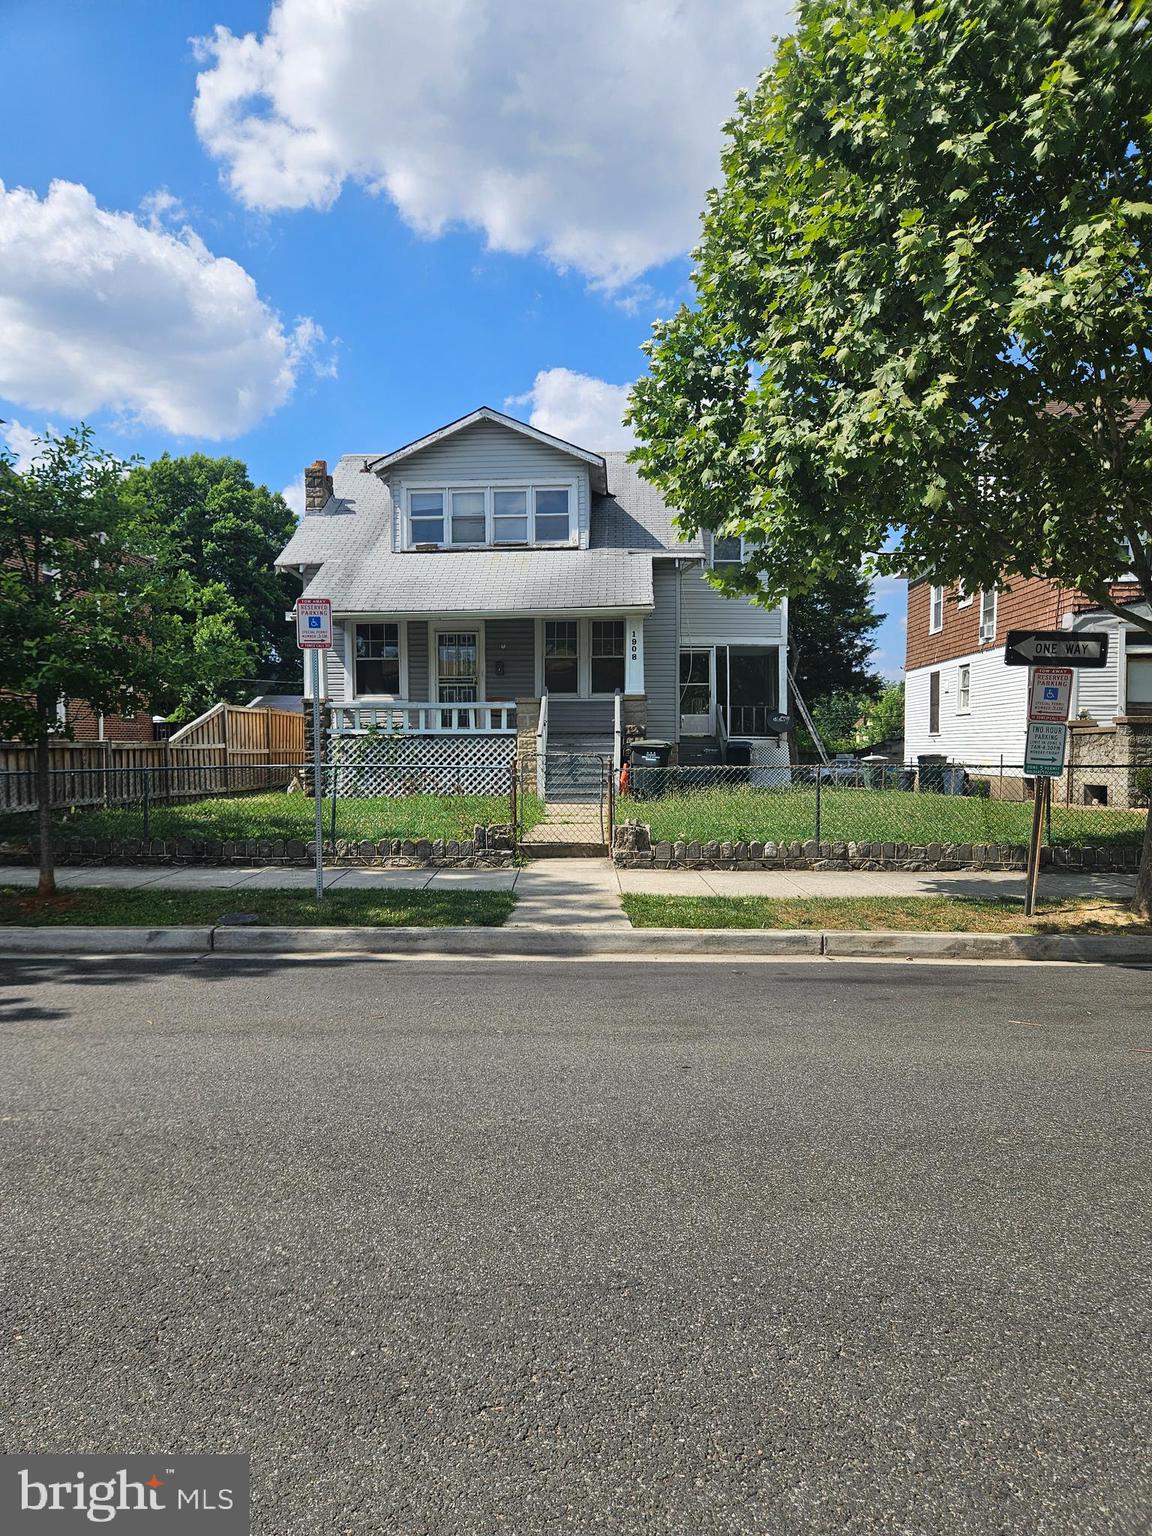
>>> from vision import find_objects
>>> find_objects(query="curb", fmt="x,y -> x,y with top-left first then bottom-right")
2,924 -> 1151,964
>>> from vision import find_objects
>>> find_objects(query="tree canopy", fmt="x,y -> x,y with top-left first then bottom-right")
125,454 -> 298,711
628,0 -> 1152,632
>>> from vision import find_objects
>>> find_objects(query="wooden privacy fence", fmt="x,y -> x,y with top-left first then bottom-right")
0,704 -> 305,813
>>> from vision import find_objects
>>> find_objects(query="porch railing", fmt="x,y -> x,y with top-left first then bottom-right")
331,702 -> 518,735
724,704 -> 786,738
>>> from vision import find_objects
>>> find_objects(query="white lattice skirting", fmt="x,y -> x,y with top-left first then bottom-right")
326,734 -> 515,797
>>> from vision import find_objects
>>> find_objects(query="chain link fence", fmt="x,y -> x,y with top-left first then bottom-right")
624,761 -> 1148,851
0,761 -> 533,852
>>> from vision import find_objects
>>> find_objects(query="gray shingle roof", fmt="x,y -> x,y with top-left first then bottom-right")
275,438 -> 700,615
592,453 -> 703,553
304,548 -> 653,614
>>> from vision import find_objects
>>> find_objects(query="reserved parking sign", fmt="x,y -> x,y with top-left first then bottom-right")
295,597 -> 333,649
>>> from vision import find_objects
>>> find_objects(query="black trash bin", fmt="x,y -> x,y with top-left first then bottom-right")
724,738 -> 752,785
629,739 -> 672,800
917,753 -> 947,793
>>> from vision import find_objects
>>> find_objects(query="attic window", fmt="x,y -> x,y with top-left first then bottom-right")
713,535 -> 744,570
404,483 -> 574,549
410,491 -> 444,544
493,489 -> 528,542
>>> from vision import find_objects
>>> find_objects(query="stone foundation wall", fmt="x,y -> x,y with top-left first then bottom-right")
4,825 -> 516,869
612,821 -> 1141,873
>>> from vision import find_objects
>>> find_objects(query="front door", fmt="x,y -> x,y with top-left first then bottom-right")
436,630 -> 479,727
679,648 -> 714,735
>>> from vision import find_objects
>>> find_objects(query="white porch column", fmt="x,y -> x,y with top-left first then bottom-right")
625,616 -> 645,693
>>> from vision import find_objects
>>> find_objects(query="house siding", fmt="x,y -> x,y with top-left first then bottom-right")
485,618 -> 534,700
905,650 -> 1030,766
678,564 -> 784,645
385,420 -> 592,549
326,624 -> 348,705
1070,614 -> 1124,720
645,562 -> 681,742
406,620 -> 429,700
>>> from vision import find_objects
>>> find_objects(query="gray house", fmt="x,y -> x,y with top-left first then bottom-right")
275,407 -> 787,793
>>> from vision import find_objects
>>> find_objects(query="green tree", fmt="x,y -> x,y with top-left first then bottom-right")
627,0 -> 1152,911
790,565 -> 883,708
859,681 -> 906,749
126,454 -> 297,712
0,427 -> 188,896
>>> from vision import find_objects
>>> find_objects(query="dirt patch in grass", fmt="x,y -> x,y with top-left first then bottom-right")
621,894 -> 1150,934
0,886 -> 515,929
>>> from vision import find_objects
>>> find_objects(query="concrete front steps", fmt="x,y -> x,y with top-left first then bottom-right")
543,734 -> 612,806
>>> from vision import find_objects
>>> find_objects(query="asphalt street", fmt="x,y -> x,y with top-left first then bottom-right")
0,954 -> 1149,1535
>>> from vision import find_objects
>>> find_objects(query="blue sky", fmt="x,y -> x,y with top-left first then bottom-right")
0,0 -> 905,678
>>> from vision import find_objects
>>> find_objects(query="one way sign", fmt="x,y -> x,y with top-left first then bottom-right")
1004,629 -> 1109,668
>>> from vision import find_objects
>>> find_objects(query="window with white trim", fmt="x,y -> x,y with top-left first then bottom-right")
957,662 -> 971,713
404,484 -> 573,549
591,620 -> 625,694
956,581 -> 973,609
929,585 -> 944,633
713,534 -> 744,570
544,620 -> 579,694
354,623 -> 400,695
979,589 -> 997,642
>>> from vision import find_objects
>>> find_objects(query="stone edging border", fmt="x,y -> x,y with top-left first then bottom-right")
3,925 -> 1150,965
611,822 -> 1141,874
0,824 -> 516,870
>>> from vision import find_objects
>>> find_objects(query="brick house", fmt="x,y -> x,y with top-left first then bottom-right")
904,575 -> 1152,770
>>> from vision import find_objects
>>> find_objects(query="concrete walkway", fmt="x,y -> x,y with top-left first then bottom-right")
0,859 -> 1135,909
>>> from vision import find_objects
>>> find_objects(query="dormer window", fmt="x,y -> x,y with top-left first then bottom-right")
713,535 -> 744,570
410,491 -> 445,544
403,483 -> 574,549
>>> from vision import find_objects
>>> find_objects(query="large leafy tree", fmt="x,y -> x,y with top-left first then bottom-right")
0,428 -> 191,896
628,0 -> 1152,908
790,565 -> 883,707
126,454 -> 298,709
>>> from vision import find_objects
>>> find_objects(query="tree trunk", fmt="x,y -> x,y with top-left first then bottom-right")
35,730 -> 55,899
1136,797 -> 1152,921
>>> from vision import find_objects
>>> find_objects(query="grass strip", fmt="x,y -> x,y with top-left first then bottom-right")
621,893 -> 1148,934
0,885 -> 515,929
638,785 -> 1145,849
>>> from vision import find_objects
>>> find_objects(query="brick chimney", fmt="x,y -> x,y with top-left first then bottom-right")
304,458 -> 333,513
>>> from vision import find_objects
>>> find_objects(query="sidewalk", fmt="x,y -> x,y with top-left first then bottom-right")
0,859 -> 1134,906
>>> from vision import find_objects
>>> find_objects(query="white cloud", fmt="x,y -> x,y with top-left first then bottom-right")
281,472 -> 305,517
193,0 -> 792,290
1,418 -> 44,472
0,178 -> 331,438
508,368 -> 635,450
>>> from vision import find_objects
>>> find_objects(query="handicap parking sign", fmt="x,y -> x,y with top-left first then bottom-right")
308,615 -> 322,628
1043,685 -> 1059,700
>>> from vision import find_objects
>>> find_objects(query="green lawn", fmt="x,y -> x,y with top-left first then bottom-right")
0,791 -> 545,845
621,893 -> 1147,933
0,885 -> 515,928
637,784 -> 1145,850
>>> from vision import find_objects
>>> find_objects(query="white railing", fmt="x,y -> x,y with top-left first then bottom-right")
332,701 -> 518,735
536,691 -> 549,799
613,689 -> 623,774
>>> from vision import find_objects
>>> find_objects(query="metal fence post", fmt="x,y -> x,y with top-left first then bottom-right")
329,751 -> 339,853
142,767 -> 151,844
509,760 -> 518,856
814,764 -> 822,843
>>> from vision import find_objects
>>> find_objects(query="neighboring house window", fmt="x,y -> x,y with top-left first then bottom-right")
493,489 -> 529,542
410,491 -> 445,544
956,581 -> 973,609
929,585 -> 944,633
929,670 -> 941,733
449,489 -> 486,545
354,623 -> 400,695
544,620 -> 579,694
979,589 -> 997,642
534,488 -> 571,543
591,620 -> 625,694
713,535 -> 743,570
957,663 -> 971,713
405,485 -> 572,547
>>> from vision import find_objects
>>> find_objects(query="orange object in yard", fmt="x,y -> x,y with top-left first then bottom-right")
619,762 -> 630,796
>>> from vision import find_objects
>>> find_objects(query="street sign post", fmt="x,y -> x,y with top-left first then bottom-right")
295,597 -> 333,901
1004,630 -> 1109,668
